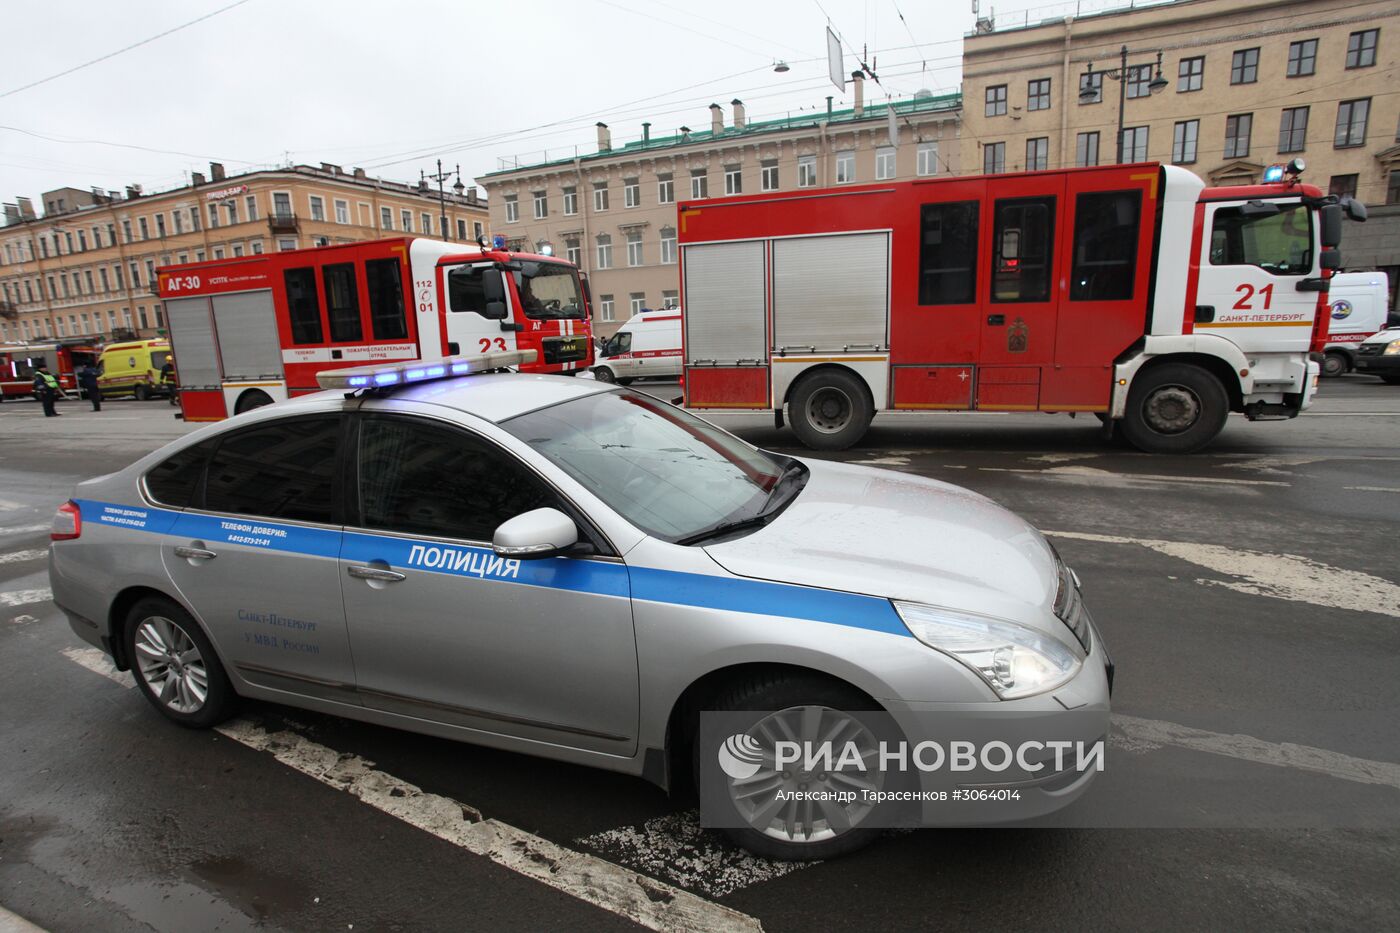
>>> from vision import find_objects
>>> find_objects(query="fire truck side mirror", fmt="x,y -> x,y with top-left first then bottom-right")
1320,204 -> 1343,249
482,271 -> 508,320
1319,250 -> 1342,271
1341,197 -> 1367,223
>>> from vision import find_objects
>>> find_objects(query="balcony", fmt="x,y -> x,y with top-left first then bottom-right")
268,211 -> 300,234
148,281 -> 160,296
0,299 -> 17,320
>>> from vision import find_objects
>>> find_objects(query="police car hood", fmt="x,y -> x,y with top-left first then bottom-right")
702,458 -> 1059,622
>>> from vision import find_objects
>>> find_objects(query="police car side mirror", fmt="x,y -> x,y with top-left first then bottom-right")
492,508 -> 578,560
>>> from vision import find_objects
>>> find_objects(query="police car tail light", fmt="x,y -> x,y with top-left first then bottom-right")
315,349 -> 539,390
894,603 -> 1082,700
51,500 -> 81,541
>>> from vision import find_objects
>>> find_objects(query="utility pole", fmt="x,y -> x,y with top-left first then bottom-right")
422,160 -> 462,241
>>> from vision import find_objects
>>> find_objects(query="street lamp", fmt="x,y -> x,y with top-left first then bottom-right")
1079,46 -> 1169,163
422,160 -> 464,240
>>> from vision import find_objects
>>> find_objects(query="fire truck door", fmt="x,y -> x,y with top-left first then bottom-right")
977,177 -> 1065,410
444,263 -> 518,357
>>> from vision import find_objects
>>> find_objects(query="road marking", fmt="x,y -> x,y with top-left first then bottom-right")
55,648 -> 761,932
219,721 -> 762,933
0,524 -> 50,538
61,646 -> 134,687
1346,485 -> 1400,493
0,548 -> 47,565
1114,715 -> 1400,790
578,810 -> 810,899
1047,530 -> 1400,618
0,497 -> 25,510
0,588 -> 51,608
982,466 -> 1289,487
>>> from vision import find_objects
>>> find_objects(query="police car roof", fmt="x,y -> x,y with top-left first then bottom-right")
290,371 -> 614,424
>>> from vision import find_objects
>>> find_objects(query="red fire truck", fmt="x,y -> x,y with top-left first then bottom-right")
1,340 -> 100,400
159,237 -> 594,421
677,160 -> 1365,452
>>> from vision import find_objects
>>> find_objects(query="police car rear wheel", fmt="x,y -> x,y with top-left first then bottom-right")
699,674 -> 884,860
126,597 -> 236,728
1120,363 -> 1228,454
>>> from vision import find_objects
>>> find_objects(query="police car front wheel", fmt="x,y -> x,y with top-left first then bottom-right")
125,596 -> 237,728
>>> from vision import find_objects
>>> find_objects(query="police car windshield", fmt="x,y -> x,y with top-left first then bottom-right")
512,261 -> 587,320
502,390 -> 795,543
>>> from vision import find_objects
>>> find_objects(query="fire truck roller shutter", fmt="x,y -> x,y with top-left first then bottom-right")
211,291 -> 284,383
683,241 -> 766,364
773,233 -> 889,352
165,297 -> 222,388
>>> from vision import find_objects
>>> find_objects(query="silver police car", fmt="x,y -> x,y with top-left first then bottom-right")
50,352 -> 1111,859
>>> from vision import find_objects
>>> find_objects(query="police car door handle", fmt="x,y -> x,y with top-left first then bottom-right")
173,546 -> 217,560
347,565 -> 406,583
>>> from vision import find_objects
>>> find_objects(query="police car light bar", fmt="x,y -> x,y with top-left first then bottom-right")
315,349 -> 538,390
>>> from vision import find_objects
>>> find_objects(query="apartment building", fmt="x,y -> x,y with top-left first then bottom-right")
0,163 -> 488,344
480,82 -> 962,338
961,0 -> 1399,305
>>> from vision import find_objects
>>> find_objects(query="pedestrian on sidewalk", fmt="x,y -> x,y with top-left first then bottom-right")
32,364 -> 61,417
78,363 -> 102,412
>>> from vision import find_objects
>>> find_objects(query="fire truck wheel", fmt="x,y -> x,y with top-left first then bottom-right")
593,366 -> 616,383
234,389 -> 273,414
1120,363 -> 1228,454
789,370 -> 873,451
1321,352 -> 1349,378
133,384 -> 150,401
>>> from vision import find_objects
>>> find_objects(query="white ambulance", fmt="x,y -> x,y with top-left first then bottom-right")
592,308 -> 683,384
1322,271 -> 1393,377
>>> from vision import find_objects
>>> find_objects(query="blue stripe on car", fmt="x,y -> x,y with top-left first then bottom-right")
75,498 -> 909,637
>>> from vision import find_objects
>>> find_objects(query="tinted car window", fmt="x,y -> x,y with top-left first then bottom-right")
358,417 -> 555,541
144,438 -> 217,508
203,416 -> 340,523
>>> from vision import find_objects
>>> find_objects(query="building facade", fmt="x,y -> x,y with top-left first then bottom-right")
0,164 -> 488,345
961,0 -> 1399,306
481,84 -> 962,338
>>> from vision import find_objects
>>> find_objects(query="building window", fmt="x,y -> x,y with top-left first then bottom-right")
660,226 -> 676,264
421,212 -> 433,234
208,204 -> 219,228
1335,98 -> 1370,148
401,209 -> 412,233
917,142 -> 939,176
309,196 -> 325,221
225,201 -> 239,225
761,160 -> 779,190
1126,64 -> 1153,99
245,195 -> 258,221
172,212 -> 183,235
626,231 -> 643,266
380,206 -> 393,231
84,270 -> 94,293
724,165 -> 742,195
690,170 -> 708,199
661,289 -> 678,308
593,182 -> 610,211
596,234 -> 612,269
474,221 -> 483,239
836,150 -> 855,183
876,147 -> 896,180
1279,107 -> 1309,153
251,242 -> 263,255
278,238 -> 297,251
624,178 -> 640,207
1172,120 -> 1199,164
1287,39 -> 1317,77
1079,71 -> 1102,104
1231,48 -> 1259,84
457,219 -> 467,240
629,292 -> 645,315
271,192 -> 290,220
78,229 -> 89,250
797,156 -> 817,187
1346,29 -> 1378,68
504,194 -> 519,223
983,142 -> 1005,174
213,247 -> 225,260
1224,114 -> 1253,158
1076,132 -> 1100,167
565,238 -> 580,266
1027,78 -> 1051,111
1387,171 -> 1400,206
1121,126 -> 1148,162
1329,175 -> 1358,199
656,174 -> 674,204
232,244 -> 244,258
1025,137 -> 1049,171
562,186 -> 578,215
985,84 -> 1007,117
534,190 -> 548,219
138,217 -> 150,240
335,200 -> 349,224
598,294 -> 615,323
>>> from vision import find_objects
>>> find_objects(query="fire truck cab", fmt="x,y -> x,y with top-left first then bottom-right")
160,237 -> 593,421
678,160 -> 1363,452
1,340 -> 99,400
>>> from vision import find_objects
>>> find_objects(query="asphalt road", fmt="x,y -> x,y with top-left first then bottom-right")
2,376 -> 1399,931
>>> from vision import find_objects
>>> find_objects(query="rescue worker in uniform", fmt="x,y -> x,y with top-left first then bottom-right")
33,364 -> 61,417
78,363 -> 102,412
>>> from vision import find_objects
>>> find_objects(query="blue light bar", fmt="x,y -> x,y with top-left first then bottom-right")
315,349 -> 540,391
493,234 -> 507,250
1263,164 -> 1285,183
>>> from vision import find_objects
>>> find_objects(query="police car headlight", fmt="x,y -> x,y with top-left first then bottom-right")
894,602 -> 1083,700
1383,339 -> 1400,356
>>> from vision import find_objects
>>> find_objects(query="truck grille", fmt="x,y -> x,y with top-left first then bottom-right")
1356,343 -> 1383,357
542,335 -> 589,364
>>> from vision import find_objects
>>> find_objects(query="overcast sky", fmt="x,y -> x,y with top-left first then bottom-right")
0,0 -> 1119,205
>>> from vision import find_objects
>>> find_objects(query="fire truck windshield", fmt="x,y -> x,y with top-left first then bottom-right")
1209,202 -> 1313,276
512,262 -> 587,320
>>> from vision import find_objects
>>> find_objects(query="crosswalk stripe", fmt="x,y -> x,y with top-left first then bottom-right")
1,588 -> 51,608
0,524 -> 50,538
0,549 -> 47,565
